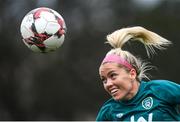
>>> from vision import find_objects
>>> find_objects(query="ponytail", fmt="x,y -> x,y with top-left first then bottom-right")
103,26 -> 171,81
106,26 -> 171,57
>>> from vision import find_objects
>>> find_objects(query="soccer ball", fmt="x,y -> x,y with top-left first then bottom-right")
20,7 -> 66,53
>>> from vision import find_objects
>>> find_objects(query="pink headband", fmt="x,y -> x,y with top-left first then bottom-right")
102,54 -> 133,69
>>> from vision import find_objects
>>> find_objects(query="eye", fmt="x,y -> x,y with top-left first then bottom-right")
100,77 -> 107,84
109,73 -> 117,80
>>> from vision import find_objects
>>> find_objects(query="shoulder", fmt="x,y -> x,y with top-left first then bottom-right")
99,98 -> 116,111
144,80 -> 180,103
149,80 -> 179,88
141,79 -> 180,97
96,98 -> 117,121
145,79 -> 180,90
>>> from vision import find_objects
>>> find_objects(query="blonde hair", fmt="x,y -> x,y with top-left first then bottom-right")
105,26 -> 171,81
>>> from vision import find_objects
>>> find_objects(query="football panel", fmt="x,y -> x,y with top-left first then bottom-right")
51,9 -> 64,21
21,26 -> 34,38
34,18 -> 47,34
45,22 -> 60,34
20,14 -> 34,38
20,13 -> 34,29
22,38 -> 31,48
30,45 -> 44,52
40,11 -> 57,22
43,35 -> 64,48
51,9 -> 67,30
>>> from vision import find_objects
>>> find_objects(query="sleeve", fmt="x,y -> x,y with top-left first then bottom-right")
96,104 -> 111,121
151,80 -> 180,104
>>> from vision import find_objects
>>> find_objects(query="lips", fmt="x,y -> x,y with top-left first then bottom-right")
110,88 -> 119,95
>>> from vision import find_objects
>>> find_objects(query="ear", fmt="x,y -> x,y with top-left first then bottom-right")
129,68 -> 137,79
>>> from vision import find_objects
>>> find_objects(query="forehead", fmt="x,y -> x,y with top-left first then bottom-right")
99,63 -> 120,74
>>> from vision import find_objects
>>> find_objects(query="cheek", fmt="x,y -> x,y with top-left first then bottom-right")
121,74 -> 132,81
103,84 -> 109,92
117,76 -> 132,88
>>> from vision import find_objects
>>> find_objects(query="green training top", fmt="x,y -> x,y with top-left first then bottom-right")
96,80 -> 180,121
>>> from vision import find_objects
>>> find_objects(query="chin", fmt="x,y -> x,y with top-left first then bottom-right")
112,96 -> 122,101
112,93 -> 127,101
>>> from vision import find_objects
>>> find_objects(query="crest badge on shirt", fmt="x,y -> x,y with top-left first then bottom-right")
142,97 -> 153,109
116,113 -> 124,118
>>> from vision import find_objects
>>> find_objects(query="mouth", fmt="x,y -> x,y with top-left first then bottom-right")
110,88 -> 119,96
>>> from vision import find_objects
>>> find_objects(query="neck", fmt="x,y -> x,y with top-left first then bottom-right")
125,80 -> 140,100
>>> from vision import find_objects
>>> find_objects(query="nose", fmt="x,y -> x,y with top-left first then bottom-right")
105,78 -> 113,87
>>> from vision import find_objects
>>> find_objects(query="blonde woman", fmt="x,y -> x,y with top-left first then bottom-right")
96,26 -> 180,121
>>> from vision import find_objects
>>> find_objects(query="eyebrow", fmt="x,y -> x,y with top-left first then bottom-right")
99,67 -> 117,79
107,70 -> 116,77
99,76 -> 105,80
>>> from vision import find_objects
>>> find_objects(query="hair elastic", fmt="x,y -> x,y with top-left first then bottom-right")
102,54 -> 133,69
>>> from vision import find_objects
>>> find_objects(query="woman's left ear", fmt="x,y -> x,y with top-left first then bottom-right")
129,68 -> 137,79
